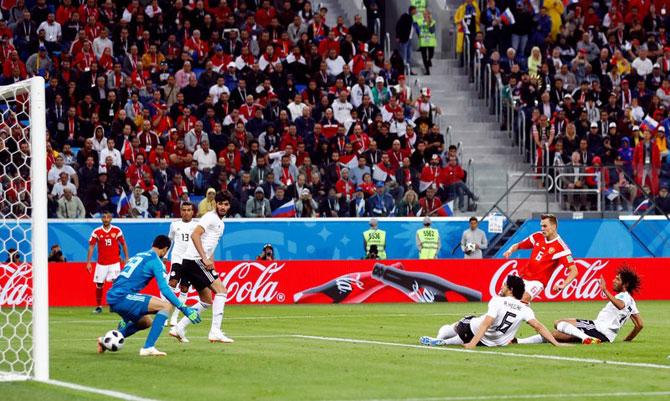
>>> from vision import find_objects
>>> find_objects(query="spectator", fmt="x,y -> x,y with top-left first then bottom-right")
129,185 -> 149,218
634,127 -> 661,195
56,187 -> 86,218
198,188 -> 217,217
367,182 -> 395,216
396,6 -> 417,71
295,188 -> 318,217
657,186 -> 670,215
147,191 -> 169,218
461,216 -> 488,259
257,244 -> 275,261
246,187 -> 271,217
443,156 -> 478,212
48,244 -> 66,262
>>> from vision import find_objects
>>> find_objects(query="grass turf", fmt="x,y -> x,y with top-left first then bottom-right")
2,301 -> 670,401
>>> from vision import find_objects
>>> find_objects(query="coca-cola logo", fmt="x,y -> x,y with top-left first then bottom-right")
335,274 -> 364,294
489,259 -> 608,301
219,262 -> 285,303
409,281 -> 436,303
0,263 -> 33,306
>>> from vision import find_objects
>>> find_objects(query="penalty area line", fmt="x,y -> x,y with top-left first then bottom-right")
292,335 -> 670,370
320,391 -> 670,401
44,379 -> 162,401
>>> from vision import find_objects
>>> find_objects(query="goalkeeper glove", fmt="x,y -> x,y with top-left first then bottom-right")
180,306 -> 201,324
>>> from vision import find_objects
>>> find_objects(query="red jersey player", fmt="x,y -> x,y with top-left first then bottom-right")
503,214 -> 578,303
86,211 -> 129,313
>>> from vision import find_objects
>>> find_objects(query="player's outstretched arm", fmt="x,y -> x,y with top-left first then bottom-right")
528,319 -> 568,346
464,316 -> 494,349
624,314 -> 644,342
503,243 -> 518,258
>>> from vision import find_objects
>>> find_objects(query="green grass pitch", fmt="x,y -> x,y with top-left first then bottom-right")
2,301 -> 670,401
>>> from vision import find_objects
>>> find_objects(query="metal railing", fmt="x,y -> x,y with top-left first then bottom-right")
384,32 -> 391,59
554,172 -> 602,212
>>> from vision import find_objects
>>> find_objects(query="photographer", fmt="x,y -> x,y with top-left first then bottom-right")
257,244 -> 275,261
48,244 -> 67,262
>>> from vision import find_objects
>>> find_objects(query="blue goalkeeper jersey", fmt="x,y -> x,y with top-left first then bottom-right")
107,249 -> 181,307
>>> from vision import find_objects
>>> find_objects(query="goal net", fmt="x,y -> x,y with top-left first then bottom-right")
0,77 -> 48,381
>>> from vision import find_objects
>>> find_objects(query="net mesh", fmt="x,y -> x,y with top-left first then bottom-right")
0,83 -> 34,380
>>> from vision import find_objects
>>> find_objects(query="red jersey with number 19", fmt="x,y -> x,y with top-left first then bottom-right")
517,231 -> 573,284
89,225 -> 126,265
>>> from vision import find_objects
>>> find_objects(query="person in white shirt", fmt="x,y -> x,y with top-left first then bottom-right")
520,267 -> 643,345
420,275 -> 564,348
332,90 -> 354,124
192,139 -> 217,173
129,186 -> 149,217
51,172 -> 78,199
167,202 -> 199,326
170,191 -> 234,344
99,141 -> 123,172
48,155 -> 78,186
350,76 -> 373,108
37,13 -> 61,45
631,48 -> 653,78
287,94 -> 308,121
460,216 -> 488,259
325,48 -> 346,77
208,76 -> 230,105
92,28 -> 113,60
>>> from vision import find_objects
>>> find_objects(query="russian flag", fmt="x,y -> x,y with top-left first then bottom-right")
116,190 -> 130,217
419,180 -> 434,193
372,168 -> 388,183
633,199 -> 651,215
642,115 -> 659,131
562,0 -> 579,6
272,200 -> 296,217
501,8 -> 515,25
441,200 -> 455,217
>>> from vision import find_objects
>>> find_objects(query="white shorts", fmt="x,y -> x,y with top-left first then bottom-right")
93,262 -> 121,284
523,280 -> 545,300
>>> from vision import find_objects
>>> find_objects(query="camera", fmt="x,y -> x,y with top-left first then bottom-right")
366,245 -> 379,260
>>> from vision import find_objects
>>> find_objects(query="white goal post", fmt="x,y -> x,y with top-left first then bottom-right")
0,77 -> 48,381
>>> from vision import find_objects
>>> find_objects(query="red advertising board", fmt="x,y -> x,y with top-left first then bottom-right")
0,258 -> 667,307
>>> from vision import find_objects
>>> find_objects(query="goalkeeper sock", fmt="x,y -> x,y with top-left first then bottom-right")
170,292 -> 188,322
437,324 -> 457,340
517,334 -> 545,344
211,293 -> 226,332
556,321 -> 589,341
144,310 -> 169,349
118,320 -> 140,338
178,301 -> 210,330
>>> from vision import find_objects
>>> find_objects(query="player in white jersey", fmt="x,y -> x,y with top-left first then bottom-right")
420,275 -> 564,348
169,191 -> 234,343
549,267 -> 643,344
167,202 -> 199,326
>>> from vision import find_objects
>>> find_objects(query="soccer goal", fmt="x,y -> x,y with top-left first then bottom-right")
0,77 -> 48,381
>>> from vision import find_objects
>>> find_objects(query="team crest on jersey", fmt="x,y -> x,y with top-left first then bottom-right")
548,247 -> 555,254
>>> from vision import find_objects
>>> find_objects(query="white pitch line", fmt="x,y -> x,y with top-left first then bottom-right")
51,334 -> 294,342
49,312 -> 466,324
320,391 -> 670,401
293,335 -> 670,370
44,379 -> 163,401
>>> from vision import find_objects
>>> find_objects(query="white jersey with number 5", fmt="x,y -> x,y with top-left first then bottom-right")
168,220 -> 199,265
469,296 -> 536,346
183,210 -> 225,260
594,291 -> 639,341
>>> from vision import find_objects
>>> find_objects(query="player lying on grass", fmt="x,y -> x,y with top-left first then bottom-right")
503,214 -> 578,303
98,235 -> 201,356
518,267 -> 643,345
420,275 -> 565,348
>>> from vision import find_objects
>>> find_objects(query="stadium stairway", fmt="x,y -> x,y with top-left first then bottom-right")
422,58 -> 561,218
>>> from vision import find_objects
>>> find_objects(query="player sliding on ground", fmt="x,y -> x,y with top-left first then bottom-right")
167,201 -> 199,326
170,191 -> 234,343
98,235 -> 201,356
420,275 -> 566,348
518,267 -> 643,345
503,214 -> 578,303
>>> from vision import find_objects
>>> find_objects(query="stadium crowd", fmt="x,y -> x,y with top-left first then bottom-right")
0,0 -> 482,219
461,0 -> 670,213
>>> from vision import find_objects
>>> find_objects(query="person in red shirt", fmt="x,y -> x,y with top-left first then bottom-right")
125,153 -> 153,187
85,211 -> 129,313
442,156 -> 477,212
503,214 -> 578,303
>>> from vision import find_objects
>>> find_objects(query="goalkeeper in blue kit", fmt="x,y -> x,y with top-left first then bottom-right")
97,235 -> 201,356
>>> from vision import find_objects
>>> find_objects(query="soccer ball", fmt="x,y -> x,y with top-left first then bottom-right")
103,330 -> 125,352
465,243 -> 476,254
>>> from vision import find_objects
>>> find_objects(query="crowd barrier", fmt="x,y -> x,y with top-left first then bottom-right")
1,258 -> 666,306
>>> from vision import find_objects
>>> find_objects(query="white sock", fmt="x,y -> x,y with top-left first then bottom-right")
517,334 -> 545,344
443,336 -> 464,345
437,324 -> 457,340
177,301 -> 210,330
556,321 -> 589,341
211,294 -> 226,333
170,292 -> 188,322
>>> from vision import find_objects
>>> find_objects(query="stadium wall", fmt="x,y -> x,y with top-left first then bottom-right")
2,258 -> 667,306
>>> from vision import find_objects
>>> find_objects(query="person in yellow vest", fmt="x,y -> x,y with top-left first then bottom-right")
363,218 -> 387,259
416,9 -> 437,75
411,0 -> 427,23
416,217 -> 440,259
454,0 -> 480,56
